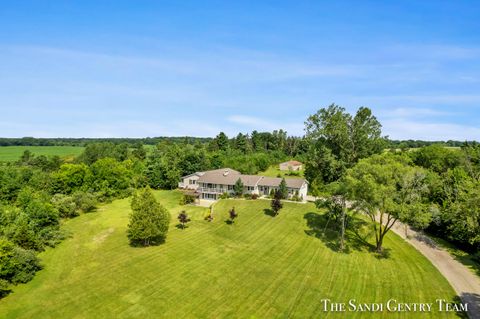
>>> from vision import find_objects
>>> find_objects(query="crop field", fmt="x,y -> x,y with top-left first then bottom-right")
0,191 -> 459,318
0,146 -> 84,162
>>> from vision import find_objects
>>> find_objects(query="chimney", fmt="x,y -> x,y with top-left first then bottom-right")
223,170 -> 229,176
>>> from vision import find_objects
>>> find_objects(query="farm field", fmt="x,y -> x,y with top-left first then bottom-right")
0,191 -> 459,318
259,164 -> 304,179
0,146 -> 84,162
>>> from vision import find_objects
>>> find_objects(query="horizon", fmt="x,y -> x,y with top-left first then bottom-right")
1,1 -> 480,140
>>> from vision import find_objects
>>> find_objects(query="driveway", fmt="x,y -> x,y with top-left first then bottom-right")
388,220 -> 480,319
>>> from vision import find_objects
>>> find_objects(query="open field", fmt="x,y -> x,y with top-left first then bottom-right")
259,164 -> 304,179
0,146 -> 84,162
0,191 -> 459,318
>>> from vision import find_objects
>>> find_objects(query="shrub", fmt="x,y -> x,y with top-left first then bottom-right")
219,192 -> 230,199
180,194 -> 196,205
244,194 -> 252,200
251,194 -> 259,200
73,191 -> 97,213
51,194 -> 78,218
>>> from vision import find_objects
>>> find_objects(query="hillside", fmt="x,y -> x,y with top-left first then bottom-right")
0,191 -> 458,318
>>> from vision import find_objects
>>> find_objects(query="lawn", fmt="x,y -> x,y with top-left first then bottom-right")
0,191 -> 459,318
259,164 -> 304,179
0,146 -> 84,162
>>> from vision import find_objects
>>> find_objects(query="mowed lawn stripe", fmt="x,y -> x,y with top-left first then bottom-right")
0,191 -> 459,318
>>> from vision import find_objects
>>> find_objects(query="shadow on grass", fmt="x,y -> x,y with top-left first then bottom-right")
175,224 -> 189,230
263,208 -> 276,217
454,293 -> 478,319
225,220 -> 233,225
129,237 -> 165,248
0,288 -> 12,299
304,212 -> 375,254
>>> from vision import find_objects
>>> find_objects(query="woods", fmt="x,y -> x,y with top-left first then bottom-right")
0,104 -> 479,297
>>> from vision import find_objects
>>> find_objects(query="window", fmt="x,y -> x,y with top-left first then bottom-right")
189,180 -> 196,185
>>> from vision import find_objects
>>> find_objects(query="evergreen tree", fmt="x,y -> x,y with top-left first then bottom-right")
234,178 -> 244,197
127,188 -> 171,246
278,178 -> 288,199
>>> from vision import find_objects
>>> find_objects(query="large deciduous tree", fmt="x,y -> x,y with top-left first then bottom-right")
344,154 -> 431,253
304,104 -> 385,190
127,188 -> 171,246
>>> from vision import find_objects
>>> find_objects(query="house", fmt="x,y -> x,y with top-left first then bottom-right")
279,160 -> 303,171
178,168 -> 308,201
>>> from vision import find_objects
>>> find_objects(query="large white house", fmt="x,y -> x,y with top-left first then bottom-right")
178,168 -> 308,201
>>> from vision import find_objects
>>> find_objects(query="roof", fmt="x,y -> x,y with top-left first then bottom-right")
181,171 -> 205,179
239,175 -> 262,187
257,176 -> 306,189
280,160 -> 303,166
194,168 -> 307,189
196,168 -> 242,185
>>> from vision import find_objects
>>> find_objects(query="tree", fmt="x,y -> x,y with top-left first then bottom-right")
315,182 -> 349,251
278,178 -> 288,199
234,178 -> 244,197
229,207 -> 238,223
304,104 -> 384,188
0,238 -> 41,296
270,190 -> 283,216
344,154 -> 431,253
177,211 -> 190,229
127,188 -> 171,246
211,132 -> 229,151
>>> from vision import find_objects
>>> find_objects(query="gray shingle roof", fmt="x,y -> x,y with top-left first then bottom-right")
195,168 -> 306,189
257,176 -> 306,188
196,168 -> 242,185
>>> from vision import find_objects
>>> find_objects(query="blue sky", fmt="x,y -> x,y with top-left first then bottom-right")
1,1 -> 479,140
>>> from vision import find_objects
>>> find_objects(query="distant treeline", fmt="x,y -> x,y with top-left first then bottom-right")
0,137 -> 212,146
0,137 -> 476,148
387,139 -> 472,148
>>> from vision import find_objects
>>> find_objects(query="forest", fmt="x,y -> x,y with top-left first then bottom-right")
0,104 -> 479,297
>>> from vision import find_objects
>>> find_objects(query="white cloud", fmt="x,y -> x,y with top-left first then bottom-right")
227,115 -> 304,135
383,119 -> 480,141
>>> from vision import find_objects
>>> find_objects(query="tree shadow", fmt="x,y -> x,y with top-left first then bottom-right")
414,233 -> 438,249
175,224 -> 188,229
129,236 -> 165,248
263,208 -> 276,217
373,248 -> 392,259
225,220 -> 233,225
0,288 -> 12,299
304,212 -> 375,254
458,292 -> 480,319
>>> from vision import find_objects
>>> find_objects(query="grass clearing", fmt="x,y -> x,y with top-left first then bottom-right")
0,191 -> 459,318
0,146 -> 84,162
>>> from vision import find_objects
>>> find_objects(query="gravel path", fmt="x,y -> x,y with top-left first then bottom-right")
389,220 -> 480,319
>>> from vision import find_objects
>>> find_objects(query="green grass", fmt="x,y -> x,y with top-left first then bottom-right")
0,191 -> 459,318
259,165 -> 304,179
0,146 -> 84,162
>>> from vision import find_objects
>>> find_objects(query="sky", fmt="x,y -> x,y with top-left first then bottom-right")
1,1 -> 480,140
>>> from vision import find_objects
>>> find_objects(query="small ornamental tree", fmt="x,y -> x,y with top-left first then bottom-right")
234,178 -> 244,197
177,210 -> 190,229
279,178 -> 288,199
127,188 -> 171,246
271,190 -> 283,216
229,207 -> 238,223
